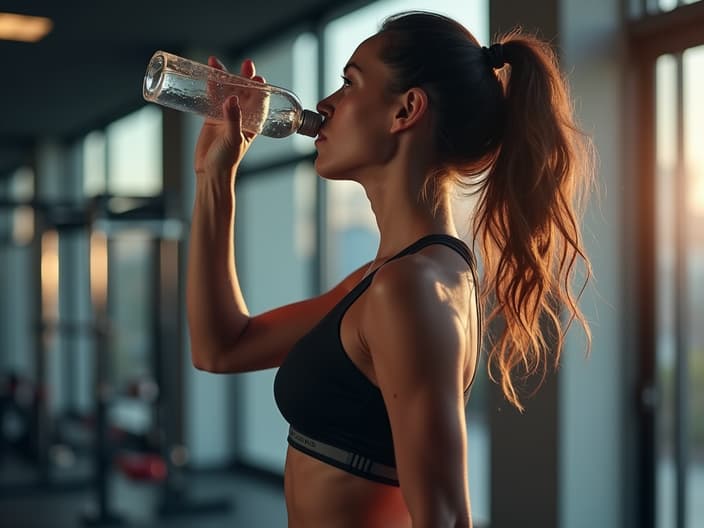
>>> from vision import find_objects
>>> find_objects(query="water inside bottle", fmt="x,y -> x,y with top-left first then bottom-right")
148,68 -> 297,137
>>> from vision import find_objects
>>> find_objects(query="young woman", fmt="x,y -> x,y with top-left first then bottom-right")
186,11 -> 592,528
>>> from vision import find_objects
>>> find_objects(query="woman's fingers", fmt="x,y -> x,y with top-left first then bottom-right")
209,56 -> 227,71
240,58 -> 254,78
216,57 -> 264,83
223,96 -> 243,142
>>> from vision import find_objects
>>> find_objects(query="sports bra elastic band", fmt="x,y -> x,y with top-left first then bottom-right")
288,427 -> 399,485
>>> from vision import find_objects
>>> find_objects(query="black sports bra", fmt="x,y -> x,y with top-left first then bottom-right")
273,234 -> 482,486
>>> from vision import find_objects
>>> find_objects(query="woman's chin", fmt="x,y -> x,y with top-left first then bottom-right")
314,157 -> 357,182
313,159 -> 337,180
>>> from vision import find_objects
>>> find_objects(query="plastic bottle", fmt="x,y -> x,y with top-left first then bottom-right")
142,51 -> 323,138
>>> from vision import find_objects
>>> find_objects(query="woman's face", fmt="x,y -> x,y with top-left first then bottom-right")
314,35 -> 399,181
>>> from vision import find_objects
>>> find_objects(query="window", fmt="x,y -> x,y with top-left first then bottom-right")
322,0 -> 488,284
630,3 -> 704,525
236,162 -> 317,471
655,46 -> 704,528
108,232 -> 155,386
83,131 -> 107,197
237,31 -> 319,170
105,106 -> 162,197
228,27 -> 320,472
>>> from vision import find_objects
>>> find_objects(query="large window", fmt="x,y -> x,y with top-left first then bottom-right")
239,32 -> 319,170
232,29 -> 321,472
655,47 -> 704,528
630,3 -> 704,526
105,106 -> 162,197
322,0 -> 489,285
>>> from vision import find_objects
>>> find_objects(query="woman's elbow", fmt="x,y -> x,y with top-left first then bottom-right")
189,340 -> 224,373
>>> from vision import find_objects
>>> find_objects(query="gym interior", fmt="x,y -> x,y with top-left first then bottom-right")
0,1 -> 702,527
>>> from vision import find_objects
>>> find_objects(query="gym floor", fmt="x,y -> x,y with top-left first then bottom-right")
0,456 -> 287,528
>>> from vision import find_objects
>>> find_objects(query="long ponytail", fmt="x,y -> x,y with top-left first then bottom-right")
377,12 -> 593,411
473,30 -> 594,410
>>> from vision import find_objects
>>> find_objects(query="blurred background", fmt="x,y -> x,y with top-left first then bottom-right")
0,0 -> 702,527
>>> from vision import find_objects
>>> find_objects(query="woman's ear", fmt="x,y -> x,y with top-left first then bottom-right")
389,87 -> 429,134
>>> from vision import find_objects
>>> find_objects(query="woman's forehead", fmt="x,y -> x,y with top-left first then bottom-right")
346,34 -> 387,72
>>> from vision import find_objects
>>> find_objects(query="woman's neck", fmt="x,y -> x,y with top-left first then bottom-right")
363,168 -> 458,262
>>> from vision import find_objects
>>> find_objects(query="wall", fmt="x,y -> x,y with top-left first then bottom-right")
559,0 -> 627,526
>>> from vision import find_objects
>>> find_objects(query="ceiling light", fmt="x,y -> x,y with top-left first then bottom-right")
0,12 -> 53,43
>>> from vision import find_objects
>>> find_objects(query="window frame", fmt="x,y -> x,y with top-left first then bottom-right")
627,2 -> 704,527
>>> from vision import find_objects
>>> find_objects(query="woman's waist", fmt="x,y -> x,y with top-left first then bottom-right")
284,445 -> 410,528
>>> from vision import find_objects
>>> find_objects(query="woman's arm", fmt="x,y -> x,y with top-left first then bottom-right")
187,56 -> 369,373
362,256 -> 474,528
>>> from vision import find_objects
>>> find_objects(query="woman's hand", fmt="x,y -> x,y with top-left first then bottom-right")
194,57 -> 266,178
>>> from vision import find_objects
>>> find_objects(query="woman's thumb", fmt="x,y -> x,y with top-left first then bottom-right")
222,96 -> 243,147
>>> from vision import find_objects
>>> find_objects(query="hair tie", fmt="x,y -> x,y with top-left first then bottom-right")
482,43 -> 506,70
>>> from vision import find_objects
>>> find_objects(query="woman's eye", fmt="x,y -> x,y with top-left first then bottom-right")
340,75 -> 352,88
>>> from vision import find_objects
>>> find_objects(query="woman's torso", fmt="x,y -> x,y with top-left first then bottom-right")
278,237 -> 480,527
284,446 -> 411,528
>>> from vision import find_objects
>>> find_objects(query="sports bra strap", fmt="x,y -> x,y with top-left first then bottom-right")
385,234 -> 476,270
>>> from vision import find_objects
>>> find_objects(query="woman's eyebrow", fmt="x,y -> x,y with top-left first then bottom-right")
343,61 -> 363,74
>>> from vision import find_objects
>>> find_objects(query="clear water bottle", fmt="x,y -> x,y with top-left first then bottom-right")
143,50 -> 323,138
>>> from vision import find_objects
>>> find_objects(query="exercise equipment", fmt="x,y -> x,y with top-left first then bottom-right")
1,196 -> 232,525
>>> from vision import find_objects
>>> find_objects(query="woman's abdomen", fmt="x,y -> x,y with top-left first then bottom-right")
284,446 -> 411,528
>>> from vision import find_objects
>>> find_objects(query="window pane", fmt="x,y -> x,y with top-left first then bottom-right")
655,46 -> 704,528
83,130 -> 107,197
322,0 -> 489,285
8,167 -> 35,245
324,180 -> 379,285
8,166 -> 34,201
106,106 -> 162,196
324,0 -> 488,96
658,0 -> 679,13
109,232 -> 154,386
235,162 -> 316,471
107,232 -> 159,442
683,44 -> 704,528
237,31 -> 319,169
655,52 -> 678,528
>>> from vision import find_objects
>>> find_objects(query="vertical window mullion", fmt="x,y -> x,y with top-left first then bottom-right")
673,51 -> 688,528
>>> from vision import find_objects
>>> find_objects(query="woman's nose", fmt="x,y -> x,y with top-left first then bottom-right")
316,95 -> 334,119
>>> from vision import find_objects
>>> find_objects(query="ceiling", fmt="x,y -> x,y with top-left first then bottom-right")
0,0 -> 360,176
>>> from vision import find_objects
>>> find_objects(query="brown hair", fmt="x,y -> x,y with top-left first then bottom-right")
379,12 -> 593,410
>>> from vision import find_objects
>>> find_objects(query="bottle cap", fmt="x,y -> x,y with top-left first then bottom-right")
298,110 -> 324,137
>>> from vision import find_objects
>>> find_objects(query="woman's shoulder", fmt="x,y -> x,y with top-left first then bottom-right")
372,242 -> 472,293
359,249 -> 470,375
366,249 -> 462,310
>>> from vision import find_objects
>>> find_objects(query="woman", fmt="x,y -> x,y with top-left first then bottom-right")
187,11 -> 592,528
